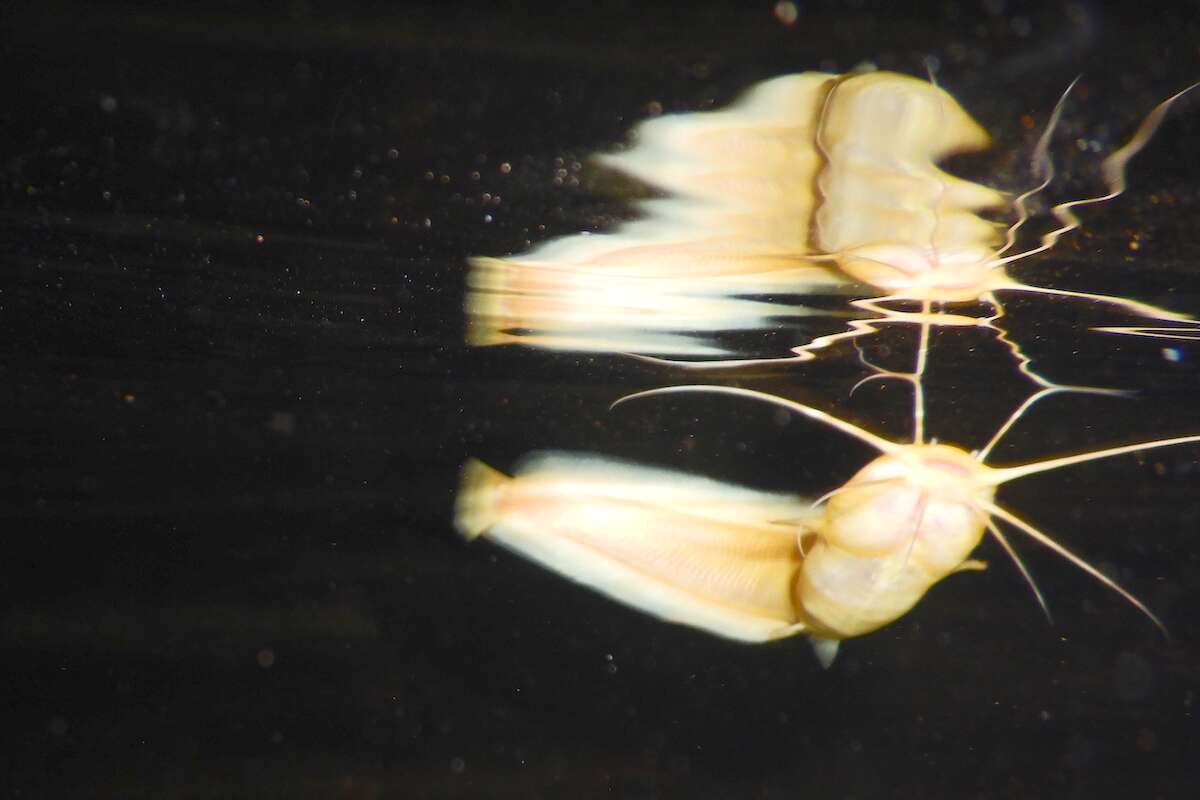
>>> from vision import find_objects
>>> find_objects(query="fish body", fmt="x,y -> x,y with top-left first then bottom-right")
455,447 -> 994,660
456,453 -> 818,643
801,445 -> 994,638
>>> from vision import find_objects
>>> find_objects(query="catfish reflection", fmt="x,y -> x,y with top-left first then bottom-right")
466,255 -> 826,356
465,70 -> 1194,369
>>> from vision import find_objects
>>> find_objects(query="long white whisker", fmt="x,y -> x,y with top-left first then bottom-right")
612,385 -> 900,454
997,283 -> 1193,322
1099,82 -> 1199,196
1094,325 -> 1200,341
982,304 -> 1131,399
993,82 -> 1198,270
976,388 -> 1064,463
981,514 -> 1051,623
912,301 -> 932,444
850,371 -> 923,404
983,501 -> 1168,638
995,76 -> 1080,260
976,384 -> 1131,465
988,434 -> 1200,484
990,221 -> 1085,267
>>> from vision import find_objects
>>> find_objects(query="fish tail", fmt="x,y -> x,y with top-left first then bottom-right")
463,258 -> 513,346
454,459 -> 509,539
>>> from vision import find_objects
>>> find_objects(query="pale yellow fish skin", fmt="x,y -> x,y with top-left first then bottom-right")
801,445 -> 996,639
463,255 -> 821,356
813,72 -> 1008,301
455,447 -> 998,647
466,70 -> 1196,357
456,453 -> 819,643
464,70 -> 1008,354
815,72 -> 1004,250
593,72 -> 832,268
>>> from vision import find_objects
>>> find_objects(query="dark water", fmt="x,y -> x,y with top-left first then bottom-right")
4,2 -> 1200,797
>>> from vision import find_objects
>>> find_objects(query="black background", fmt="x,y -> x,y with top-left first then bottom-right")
5,1 -> 1200,797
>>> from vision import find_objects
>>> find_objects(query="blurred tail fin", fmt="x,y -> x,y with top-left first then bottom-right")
454,459 -> 509,539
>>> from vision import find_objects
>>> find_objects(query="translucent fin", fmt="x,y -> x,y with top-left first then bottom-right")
809,636 -> 841,669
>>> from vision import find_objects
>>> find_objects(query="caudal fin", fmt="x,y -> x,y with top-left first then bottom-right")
454,459 -> 509,539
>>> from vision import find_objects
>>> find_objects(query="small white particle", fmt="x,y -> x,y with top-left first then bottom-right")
773,2 -> 799,26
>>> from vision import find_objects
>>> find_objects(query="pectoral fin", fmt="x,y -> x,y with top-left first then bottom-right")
809,635 -> 841,669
